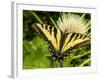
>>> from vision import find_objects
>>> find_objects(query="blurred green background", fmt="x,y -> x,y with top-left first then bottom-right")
23,10 -> 91,69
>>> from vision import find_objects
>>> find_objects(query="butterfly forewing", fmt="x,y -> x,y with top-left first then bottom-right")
33,23 -> 61,51
61,33 -> 90,53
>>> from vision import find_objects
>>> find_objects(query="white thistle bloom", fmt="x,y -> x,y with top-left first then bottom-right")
57,13 -> 90,35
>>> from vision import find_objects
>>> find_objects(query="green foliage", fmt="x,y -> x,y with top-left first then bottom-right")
23,10 -> 91,69
23,35 -> 51,68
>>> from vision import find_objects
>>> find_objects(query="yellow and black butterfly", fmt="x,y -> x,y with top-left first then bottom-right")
33,23 -> 90,67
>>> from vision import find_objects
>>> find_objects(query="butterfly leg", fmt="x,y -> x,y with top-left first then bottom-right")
59,60 -> 63,67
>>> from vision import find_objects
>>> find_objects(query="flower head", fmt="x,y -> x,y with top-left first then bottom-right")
57,13 -> 90,35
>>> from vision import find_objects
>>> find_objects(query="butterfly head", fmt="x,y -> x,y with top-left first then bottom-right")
52,52 -> 64,61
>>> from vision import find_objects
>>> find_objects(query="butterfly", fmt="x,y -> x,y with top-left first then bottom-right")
32,23 -> 90,67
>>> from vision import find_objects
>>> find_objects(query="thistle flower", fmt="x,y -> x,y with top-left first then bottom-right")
57,13 -> 90,35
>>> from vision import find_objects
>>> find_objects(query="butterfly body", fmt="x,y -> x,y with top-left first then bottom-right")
33,23 -> 90,67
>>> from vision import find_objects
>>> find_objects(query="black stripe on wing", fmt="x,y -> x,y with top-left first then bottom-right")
59,32 -> 68,51
33,23 -> 61,51
63,39 -> 90,56
61,33 -> 90,54
33,23 -> 49,41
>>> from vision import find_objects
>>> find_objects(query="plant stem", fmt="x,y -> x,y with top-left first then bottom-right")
80,13 -> 86,19
73,50 -> 90,59
32,12 -> 43,24
50,17 -> 58,28
86,20 -> 91,31
79,58 -> 91,67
